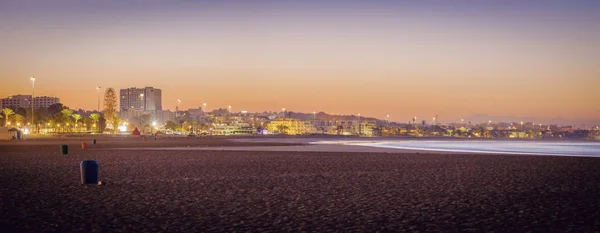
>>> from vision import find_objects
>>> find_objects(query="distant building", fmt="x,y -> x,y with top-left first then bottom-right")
119,87 -> 162,112
34,96 -> 60,108
1,95 -> 31,108
188,108 -> 205,121
266,118 -> 316,135
211,124 -> 255,135
155,110 -> 176,124
1,95 -> 59,109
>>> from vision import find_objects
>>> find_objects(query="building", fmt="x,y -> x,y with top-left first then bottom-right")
266,118 -> 316,135
187,108 -> 205,121
359,120 -> 377,136
1,95 -> 59,109
119,87 -> 162,112
155,110 -> 176,124
1,95 -> 31,108
211,124 -> 254,135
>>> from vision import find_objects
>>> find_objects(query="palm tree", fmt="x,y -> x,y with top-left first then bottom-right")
2,108 -> 15,126
60,109 -> 73,131
89,113 -> 100,133
112,115 -> 121,134
14,114 -> 25,126
72,114 -> 82,132
276,124 -> 289,135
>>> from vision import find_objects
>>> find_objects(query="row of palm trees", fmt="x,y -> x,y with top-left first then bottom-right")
1,107 -> 104,133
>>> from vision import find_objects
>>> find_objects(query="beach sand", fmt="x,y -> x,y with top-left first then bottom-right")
1,137 -> 599,232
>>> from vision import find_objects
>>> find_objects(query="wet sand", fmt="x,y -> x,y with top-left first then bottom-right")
1,137 -> 600,232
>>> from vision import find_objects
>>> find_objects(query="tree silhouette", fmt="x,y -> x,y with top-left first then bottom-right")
89,113 -> 100,133
72,114 -> 82,131
112,115 -> 121,134
2,108 -> 15,126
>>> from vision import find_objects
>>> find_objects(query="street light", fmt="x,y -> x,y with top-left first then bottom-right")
203,103 -> 207,111
357,113 -> 361,135
31,76 -> 35,132
96,86 -> 101,111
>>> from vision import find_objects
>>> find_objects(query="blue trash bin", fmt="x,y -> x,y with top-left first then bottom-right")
80,160 -> 99,184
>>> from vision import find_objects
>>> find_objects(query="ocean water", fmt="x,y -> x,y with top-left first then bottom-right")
315,140 -> 600,157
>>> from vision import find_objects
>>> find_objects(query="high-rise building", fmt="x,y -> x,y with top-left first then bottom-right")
1,95 -> 59,109
119,87 -> 162,112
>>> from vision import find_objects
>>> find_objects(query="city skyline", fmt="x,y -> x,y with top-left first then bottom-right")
1,0 -> 599,124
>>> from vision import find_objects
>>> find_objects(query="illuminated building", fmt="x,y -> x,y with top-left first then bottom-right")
119,87 -> 162,112
1,95 -> 59,109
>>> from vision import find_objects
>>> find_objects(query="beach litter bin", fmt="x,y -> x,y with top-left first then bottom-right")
80,160 -> 99,184
92,139 -> 96,144
82,142 -> 87,149
60,145 -> 68,155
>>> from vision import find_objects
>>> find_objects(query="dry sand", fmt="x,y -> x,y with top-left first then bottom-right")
1,136 -> 600,232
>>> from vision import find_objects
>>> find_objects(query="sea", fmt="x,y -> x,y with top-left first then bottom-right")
315,140 -> 600,157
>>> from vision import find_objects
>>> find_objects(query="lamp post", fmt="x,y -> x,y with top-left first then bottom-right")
282,108 -> 286,118
357,113 -> 361,135
96,86 -> 101,111
203,103 -> 207,111
521,121 -> 524,131
177,98 -> 182,118
30,76 -> 35,133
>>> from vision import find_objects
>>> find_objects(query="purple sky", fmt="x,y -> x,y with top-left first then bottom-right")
1,0 -> 599,125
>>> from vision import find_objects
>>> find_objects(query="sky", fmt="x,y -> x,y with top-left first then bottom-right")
1,0 -> 599,124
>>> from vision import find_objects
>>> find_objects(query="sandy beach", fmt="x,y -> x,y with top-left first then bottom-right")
1,136 -> 600,232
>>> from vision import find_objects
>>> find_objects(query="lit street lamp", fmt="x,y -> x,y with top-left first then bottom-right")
203,103 -> 207,111
30,76 -> 35,133
357,113 -> 361,135
96,86 -> 101,111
